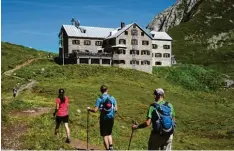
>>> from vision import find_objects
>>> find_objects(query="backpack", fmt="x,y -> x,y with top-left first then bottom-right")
100,95 -> 114,114
152,102 -> 174,136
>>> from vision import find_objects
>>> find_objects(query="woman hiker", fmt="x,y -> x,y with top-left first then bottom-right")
53,88 -> 71,143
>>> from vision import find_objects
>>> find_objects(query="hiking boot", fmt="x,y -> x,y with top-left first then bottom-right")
65,138 -> 71,144
109,145 -> 113,150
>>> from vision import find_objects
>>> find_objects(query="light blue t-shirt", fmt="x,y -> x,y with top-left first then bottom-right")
95,94 -> 117,119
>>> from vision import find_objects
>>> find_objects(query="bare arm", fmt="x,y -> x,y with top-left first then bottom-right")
88,106 -> 99,113
115,104 -> 118,112
53,103 -> 59,116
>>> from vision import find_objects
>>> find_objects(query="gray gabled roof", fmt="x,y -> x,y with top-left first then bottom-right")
106,23 -> 153,40
150,31 -> 172,41
62,25 -> 115,38
106,23 -> 134,39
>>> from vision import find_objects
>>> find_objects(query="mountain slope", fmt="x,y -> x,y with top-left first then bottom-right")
1,43 -> 234,150
148,0 -> 234,77
1,42 -> 51,73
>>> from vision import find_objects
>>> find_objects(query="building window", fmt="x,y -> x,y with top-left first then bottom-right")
152,44 -> 158,49
155,61 -> 162,65
113,60 -> 126,64
152,53 -> 154,57
130,50 -> 139,55
141,60 -> 150,65
142,40 -> 149,45
163,45 -> 170,49
72,40 -> 80,45
109,39 -> 115,45
131,29 -> 138,36
141,32 -> 144,36
95,41 -> 102,46
131,39 -> 138,45
125,31 -> 128,35
133,24 -> 136,28
130,60 -> 139,65
163,53 -> 170,58
84,40 -> 91,45
141,50 -> 150,55
120,60 -> 125,64
115,49 -> 126,54
155,53 -> 162,57
119,39 -> 126,44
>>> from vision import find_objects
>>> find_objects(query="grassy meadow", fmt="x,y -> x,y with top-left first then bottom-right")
2,57 -> 234,150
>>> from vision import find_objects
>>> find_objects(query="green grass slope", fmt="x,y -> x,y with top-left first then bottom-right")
2,56 -> 234,149
168,0 -> 234,77
1,42 -> 52,73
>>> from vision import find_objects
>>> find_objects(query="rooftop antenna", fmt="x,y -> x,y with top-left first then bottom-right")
71,18 -> 75,25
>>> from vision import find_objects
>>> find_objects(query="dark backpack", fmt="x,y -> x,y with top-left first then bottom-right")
152,102 -> 174,135
100,95 -> 113,114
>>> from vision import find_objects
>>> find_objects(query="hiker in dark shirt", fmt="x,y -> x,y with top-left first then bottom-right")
13,87 -> 17,98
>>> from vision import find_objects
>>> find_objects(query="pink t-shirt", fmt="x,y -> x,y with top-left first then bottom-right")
56,96 -> 69,116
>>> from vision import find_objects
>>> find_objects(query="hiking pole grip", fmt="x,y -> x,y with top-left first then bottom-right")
128,120 -> 137,150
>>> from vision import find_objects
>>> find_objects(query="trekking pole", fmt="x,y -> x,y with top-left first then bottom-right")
128,120 -> 137,150
87,110 -> 89,150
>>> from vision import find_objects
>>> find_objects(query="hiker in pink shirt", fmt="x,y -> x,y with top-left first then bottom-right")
53,88 -> 71,143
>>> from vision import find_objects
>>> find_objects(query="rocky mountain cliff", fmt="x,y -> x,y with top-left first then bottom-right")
147,0 -> 234,78
147,0 -> 202,31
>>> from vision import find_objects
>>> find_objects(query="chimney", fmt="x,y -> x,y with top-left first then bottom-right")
121,22 -> 125,29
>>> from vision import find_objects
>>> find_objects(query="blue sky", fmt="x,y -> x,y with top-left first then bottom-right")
2,0 -> 175,53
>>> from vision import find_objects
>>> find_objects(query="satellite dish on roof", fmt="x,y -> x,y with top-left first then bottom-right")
75,20 -> 80,27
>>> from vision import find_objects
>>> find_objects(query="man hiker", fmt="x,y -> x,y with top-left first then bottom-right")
132,88 -> 175,150
13,87 -> 17,98
87,85 -> 118,150
53,88 -> 71,143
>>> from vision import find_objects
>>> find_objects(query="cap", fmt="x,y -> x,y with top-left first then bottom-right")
59,88 -> 65,94
153,88 -> 165,96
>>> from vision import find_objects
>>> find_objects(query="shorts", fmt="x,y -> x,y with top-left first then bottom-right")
13,93 -> 16,97
148,131 -> 173,150
100,118 -> 114,136
56,115 -> 69,125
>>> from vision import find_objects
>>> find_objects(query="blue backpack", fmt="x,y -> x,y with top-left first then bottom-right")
100,95 -> 114,114
152,102 -> 174,135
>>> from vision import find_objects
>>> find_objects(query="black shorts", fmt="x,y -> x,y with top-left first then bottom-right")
100,118 -> 114,136
56,115 -> 69,125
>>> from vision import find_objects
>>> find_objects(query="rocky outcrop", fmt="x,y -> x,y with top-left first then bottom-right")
147,0 -> 202,31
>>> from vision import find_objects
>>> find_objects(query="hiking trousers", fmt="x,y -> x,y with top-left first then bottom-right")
148,131 -> 173,150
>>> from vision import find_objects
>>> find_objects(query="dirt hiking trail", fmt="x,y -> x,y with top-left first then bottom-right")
4,58 -> 39,76
2,58 -> 103,150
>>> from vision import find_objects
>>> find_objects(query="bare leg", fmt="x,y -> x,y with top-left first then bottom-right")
64,123 -> 70,140
55,122 -> 60,135
108,135 -> 113,145
103,136 -> 109,150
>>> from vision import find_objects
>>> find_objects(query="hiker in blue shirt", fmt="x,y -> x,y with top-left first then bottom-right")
87,85 -> 118,150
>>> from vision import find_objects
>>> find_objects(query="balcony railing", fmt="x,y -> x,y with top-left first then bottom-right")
75,52 -> 112,57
